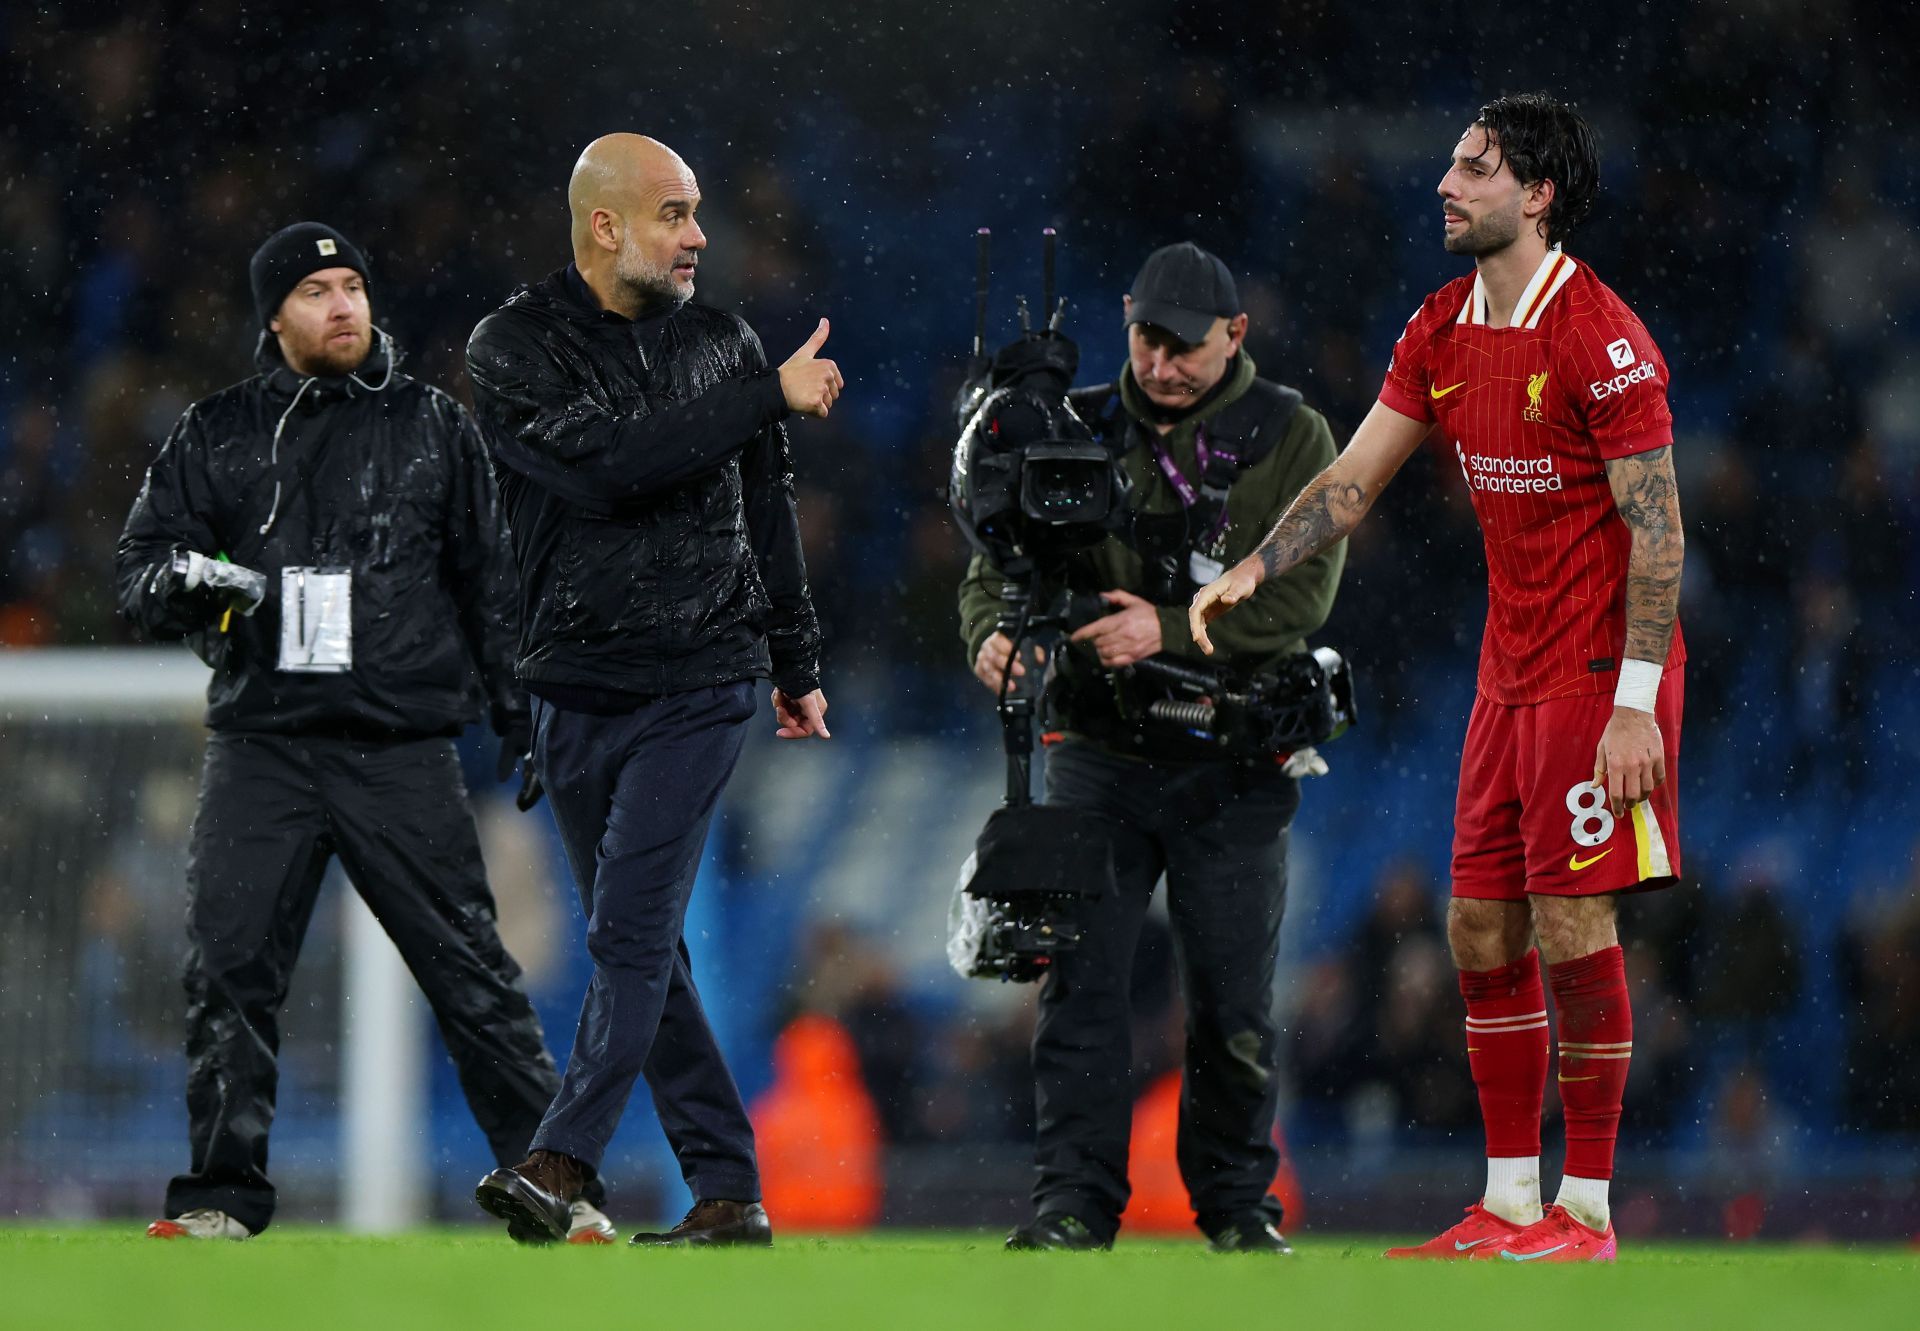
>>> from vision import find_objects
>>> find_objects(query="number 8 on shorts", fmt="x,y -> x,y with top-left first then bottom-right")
1565,781 -> 1614,848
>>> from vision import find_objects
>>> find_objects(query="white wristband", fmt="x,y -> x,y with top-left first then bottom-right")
1614,658 -> 1661,714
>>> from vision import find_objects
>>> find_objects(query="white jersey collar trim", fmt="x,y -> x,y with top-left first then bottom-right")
1454,245 -> 1579,329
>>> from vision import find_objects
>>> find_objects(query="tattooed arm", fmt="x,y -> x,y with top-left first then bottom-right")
1254,468 -> 1373,580
1605,445 -> 1685,666
1191,400 -> 1430,654
1592,444 -> 1684,815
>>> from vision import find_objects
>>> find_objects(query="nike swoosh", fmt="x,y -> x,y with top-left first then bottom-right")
1558,1075 -> 1600,1083
1567,848 -> 1613,872
1454,1238 -> 1493,1251
1430,381 -> 1467,399
1502,1243 -> 1569,1262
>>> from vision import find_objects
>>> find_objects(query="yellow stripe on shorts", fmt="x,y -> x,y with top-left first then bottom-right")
1630,800 -> 1671,880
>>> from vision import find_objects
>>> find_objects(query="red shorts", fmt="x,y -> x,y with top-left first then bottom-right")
1451,668 -> 1683,899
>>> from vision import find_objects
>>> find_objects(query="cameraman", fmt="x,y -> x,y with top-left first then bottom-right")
957,242 -> 1345,1252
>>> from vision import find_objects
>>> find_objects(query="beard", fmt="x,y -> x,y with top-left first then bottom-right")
616,237 -> 693,306
1444,205 -> 1522,257
287,326 -> 370,376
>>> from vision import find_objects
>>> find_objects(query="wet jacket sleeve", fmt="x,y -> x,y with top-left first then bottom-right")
957,551 -> 1013,666
466,309 -> 789,512
1151,407 -> 1346,664
115,408 -> 224,640
738,324 -> 822,697
438,399 -> 528,734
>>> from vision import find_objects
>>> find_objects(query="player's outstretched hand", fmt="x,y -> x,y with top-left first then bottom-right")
779,319 -> 843,418
773,686 -> 831,740
1593,706 -> 1665,818
1188,558 -> 1263,656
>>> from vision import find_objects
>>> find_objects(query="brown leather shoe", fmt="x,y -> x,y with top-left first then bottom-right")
627,1200 -> 773,1247
475,1150 -> 588,1245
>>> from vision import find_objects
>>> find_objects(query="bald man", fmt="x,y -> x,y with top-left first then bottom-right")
466,135 -> 838,1247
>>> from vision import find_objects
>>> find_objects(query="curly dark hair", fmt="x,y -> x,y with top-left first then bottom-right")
1474,93 -> 1600,247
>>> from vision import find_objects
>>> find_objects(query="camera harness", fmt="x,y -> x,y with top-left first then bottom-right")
1073,375 -> 1301,599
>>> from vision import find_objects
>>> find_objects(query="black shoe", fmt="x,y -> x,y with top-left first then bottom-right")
1005,1213 -> 1112,1251
1207,1216 -> 1295,1254
475,1149 -> 586,1245
628,1200 -> 773,1247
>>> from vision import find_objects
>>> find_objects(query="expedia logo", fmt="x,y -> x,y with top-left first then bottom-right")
1590,361 -> 1655,400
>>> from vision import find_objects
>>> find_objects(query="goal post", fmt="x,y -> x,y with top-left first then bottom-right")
0,647 -> 427,1229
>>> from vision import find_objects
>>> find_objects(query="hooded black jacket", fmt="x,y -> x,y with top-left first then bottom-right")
465,268 -> 820,702
116,332 -> 525,739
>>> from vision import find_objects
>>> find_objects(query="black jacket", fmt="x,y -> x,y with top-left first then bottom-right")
116,332 -> 525,739
465,267 -> 820,700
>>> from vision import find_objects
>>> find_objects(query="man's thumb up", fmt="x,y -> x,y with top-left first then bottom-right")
779,317 -> 844,418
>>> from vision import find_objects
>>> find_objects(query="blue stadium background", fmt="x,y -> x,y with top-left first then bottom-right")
2,0 -> 1916,1236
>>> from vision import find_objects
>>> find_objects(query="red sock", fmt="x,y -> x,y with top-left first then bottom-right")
1548,945 -> 1632,1180
1459,950 -> 1548,1158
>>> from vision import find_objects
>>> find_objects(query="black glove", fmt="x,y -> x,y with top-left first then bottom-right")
495,719 -> 543,811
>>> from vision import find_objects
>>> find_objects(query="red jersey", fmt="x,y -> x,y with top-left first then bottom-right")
1378,248 -> 1684,705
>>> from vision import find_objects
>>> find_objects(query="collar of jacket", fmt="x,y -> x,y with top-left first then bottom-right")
253,328 -> 399,402
1117,348 -> 1258,448
550,263 -> 685,328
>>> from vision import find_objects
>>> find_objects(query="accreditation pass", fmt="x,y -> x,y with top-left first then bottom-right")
278,567 -> 352,673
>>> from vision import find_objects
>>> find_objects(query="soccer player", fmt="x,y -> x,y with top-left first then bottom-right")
1190,94 -> 1683,1263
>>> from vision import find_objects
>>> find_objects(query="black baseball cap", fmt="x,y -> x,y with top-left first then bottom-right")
1124,242 -> 1240,345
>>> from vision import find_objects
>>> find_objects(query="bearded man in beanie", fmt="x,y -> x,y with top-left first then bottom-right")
117,222 -> 611,1243
958,242 -> 1346,1253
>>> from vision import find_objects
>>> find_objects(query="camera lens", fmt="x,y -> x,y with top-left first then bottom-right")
1029,463 -> 1094,512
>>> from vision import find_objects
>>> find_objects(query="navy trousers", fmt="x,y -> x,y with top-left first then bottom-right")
528,681 -> 761,1203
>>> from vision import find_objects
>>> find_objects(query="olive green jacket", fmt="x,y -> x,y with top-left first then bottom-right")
958,351 -> 1346,747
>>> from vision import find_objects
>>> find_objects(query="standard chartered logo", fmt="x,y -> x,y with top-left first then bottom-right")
1456,442 -> 1564,494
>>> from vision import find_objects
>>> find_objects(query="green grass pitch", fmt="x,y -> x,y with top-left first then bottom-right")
4,1228 -> 1916,1330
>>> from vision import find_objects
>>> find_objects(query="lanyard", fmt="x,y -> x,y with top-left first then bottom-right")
1149,425 -> 1238,544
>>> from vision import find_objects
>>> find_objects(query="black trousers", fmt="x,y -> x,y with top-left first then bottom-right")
165,731 -> 563,1233
528,682 -> 761,1202
1033,739 -> 1300,1241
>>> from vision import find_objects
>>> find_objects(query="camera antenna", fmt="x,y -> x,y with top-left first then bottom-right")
1041,227 -> 1056,327
972,228 -> 991,359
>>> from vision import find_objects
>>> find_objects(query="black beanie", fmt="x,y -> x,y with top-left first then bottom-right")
249,222 -> 371,329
